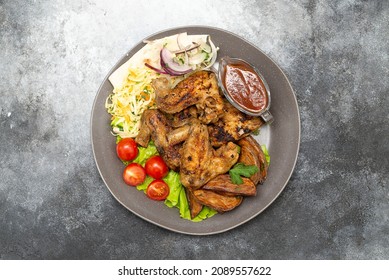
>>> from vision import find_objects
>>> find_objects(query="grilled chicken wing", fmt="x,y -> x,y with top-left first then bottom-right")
135,109 -> 181,171
208,101 -> 264,147
135,110 -> 153,147
166,124 -> 191,146
169,106 -> 198,127
180,120 -> 240,189
237,135 -> 268,185
152,71 -> 224,124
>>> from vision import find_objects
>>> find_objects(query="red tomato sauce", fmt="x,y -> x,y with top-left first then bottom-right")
222,62 -> 268,112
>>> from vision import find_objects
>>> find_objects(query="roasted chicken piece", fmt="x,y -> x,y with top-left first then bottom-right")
152,71 -> 224,124
166,106 -> 197,145
192,189 -> 243,212
166,124 -> 191,146
135,109 -> 181,171
202,174 -> 256,196
169,106 -> 198,127
134,109 -> 154,147
237,135 -> 268,185
180,120 -> 240,189
208,101 -> 264,147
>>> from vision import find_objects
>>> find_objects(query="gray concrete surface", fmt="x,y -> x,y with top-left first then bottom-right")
0,0 -> 388,259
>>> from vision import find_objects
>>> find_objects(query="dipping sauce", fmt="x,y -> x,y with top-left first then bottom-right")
222,62 -> 268,113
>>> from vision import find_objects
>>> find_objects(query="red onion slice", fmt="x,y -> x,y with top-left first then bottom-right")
160,48 -> 192,76
144,63 -> 168,74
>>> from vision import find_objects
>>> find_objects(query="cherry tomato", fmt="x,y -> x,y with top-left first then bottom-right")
123,163 -> 146,186
146,179 -> 170,201
116,138 -> 138,162
145,155 -> 169,179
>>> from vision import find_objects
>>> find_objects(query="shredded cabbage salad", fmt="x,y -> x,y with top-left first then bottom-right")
105,68 -> 158,138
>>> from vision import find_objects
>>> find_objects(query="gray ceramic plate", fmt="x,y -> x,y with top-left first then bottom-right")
91,26 -> 300,235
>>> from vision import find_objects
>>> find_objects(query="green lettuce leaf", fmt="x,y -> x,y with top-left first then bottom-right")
133,141 -> 158,166
191,206 -> 218,222
136,176 -> 154,192
163,171 -> 182,208
261,144 -> 270,165
178,187 -> 191,220
164,170 -> 217,222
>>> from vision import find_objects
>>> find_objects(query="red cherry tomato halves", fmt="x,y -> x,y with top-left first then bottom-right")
123,163 -> 146,186
145,155 -> 169,179
117,138 -> 138,162
146,179 -> 170,201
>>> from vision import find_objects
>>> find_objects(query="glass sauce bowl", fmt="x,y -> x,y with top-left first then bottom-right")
218,56 -> 273,123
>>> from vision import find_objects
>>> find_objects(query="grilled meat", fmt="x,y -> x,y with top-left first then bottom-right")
135,109 -> 181,171
169,106 -> 198,127
186,189 -> 204,219
192,189 -> 243,212
208,101 -> 264,147
237,135 -> 268,184
135,110 -> 153,147
180,120 -> 240,189
202,174 -> 256,196
152,71 -> 224,124
166,124 -> 191,146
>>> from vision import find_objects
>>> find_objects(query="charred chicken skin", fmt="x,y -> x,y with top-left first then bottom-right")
135,109 -> 181,171
152,71 -> 224,124
208,101 -> 264,147
179,120 -> 240,190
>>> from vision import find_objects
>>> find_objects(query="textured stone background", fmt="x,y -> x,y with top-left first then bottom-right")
0,0 -> 388,259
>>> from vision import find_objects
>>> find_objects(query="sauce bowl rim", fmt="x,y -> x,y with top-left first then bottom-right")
217,56 -> 272,120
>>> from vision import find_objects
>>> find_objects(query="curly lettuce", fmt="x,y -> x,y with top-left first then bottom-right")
164,170 -> 217,222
